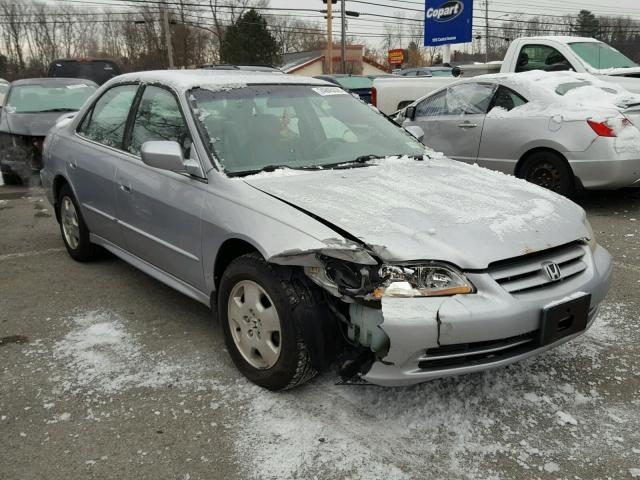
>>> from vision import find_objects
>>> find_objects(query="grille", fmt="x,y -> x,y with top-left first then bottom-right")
417,332 -> 537,370
489,243 -> 587,294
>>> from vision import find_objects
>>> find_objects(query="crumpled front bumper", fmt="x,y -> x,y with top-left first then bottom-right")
362,244 -> 613,387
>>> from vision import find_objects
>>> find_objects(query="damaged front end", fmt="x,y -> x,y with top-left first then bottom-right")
270,241 -> 477,384
0,132 -> 44,184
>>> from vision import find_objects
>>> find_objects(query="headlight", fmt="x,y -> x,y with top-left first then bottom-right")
584,219 -> 597,252
373,263 -> 474,298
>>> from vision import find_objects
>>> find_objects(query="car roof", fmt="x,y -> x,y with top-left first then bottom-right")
110,70 -> 331,93
10,77 -> 99,87
515,36 -> 601,44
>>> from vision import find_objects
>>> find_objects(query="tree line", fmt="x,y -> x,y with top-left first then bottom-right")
0,0 -> 325,80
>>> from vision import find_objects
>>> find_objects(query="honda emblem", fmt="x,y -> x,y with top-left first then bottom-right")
542,262 -> 562,281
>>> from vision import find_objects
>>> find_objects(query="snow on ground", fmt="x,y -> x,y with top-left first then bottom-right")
50,310 -> 217,394
23,302 -> 640,479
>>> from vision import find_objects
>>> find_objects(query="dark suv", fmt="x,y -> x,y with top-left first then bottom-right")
48,59 -> 122,85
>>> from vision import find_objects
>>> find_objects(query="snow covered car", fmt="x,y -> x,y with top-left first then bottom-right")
397,71 -> 640,197
41,70 -> 612,390
0,78 -> 97,185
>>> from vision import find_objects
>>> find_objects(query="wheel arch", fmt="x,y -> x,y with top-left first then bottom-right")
213,238 -> 262,292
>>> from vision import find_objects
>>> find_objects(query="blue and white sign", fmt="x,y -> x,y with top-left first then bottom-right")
424,0 -> 473,47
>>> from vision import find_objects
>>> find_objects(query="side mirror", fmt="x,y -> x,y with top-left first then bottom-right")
452,66 -> 462,77
140,140 -> 185,172
405,105 -> 417,120
405,125 -> 424,143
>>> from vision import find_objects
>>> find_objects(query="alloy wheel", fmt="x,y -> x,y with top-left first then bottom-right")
227,280 -> 282,370
60,196 -> 80,250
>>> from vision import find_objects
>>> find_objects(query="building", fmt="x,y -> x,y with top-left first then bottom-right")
280,44 -> 389,76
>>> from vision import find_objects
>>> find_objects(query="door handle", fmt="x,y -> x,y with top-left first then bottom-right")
68,161 -> 77,169
119,184 -> 132,193
458,122 -> 478,129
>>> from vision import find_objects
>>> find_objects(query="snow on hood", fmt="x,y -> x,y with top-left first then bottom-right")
244,154 -> 588,269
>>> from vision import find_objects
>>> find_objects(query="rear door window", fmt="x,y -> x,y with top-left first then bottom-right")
78,84 -> 138,149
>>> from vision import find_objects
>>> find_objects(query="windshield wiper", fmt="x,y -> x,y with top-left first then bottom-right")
37,108 -> 78,113
229,164 -> 323,177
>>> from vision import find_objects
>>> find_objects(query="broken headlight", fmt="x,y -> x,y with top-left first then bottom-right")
373,263 -> 474,298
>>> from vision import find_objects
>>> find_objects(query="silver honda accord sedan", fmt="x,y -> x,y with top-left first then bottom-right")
41,70 -> 612,390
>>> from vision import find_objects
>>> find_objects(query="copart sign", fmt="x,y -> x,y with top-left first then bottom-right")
424,0 -> 473,47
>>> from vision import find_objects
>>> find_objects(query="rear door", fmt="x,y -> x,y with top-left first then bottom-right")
408,82 -> 496,163
115,85 -> 206,290
72,83 -> 139,246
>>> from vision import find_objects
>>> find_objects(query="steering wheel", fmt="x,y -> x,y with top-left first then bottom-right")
310,137 -> 348,158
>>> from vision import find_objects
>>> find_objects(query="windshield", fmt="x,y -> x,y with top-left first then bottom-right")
569,42 -> 637,70
6,83 -> 97,113
189,84 -> 425,175
334,76 -> 373,90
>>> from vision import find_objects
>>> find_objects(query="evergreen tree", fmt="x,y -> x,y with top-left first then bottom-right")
575,10 -> 600,38
220,9 -> 280,66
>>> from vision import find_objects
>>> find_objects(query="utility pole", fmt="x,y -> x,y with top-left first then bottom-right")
326,0 -> 333,74
485,0 -> 489,64
163,7 -> 174,69
341,0 -> 346,74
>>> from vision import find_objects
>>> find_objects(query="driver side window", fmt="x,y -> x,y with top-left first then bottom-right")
516,44 -> 573,73
127,86 -> 191,157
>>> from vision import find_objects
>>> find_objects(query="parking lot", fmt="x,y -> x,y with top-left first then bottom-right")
1,182 -> 639,480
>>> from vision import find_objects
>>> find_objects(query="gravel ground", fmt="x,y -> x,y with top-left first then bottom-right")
1,184 -> 639,480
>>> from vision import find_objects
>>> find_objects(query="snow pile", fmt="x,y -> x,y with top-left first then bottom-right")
485,71 -> 640,127
53,310 -> 204,394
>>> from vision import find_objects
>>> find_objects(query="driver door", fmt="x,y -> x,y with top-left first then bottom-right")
407,82 -> 497,163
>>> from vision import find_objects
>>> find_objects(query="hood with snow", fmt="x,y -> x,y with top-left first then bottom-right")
244,154 -> 588,270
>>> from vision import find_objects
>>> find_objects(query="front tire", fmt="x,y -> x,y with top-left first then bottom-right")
218,253 -> 317,391
518,151 -> 575,197
57,184 -> 97,262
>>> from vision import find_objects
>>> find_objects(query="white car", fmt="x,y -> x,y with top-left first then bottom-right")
398,70 -> 640,196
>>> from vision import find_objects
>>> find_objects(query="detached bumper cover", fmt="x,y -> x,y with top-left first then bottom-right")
362,245 -> 613,387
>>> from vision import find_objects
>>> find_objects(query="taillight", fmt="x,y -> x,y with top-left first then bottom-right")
587,119 -> 616,137
371,86 -> 377,107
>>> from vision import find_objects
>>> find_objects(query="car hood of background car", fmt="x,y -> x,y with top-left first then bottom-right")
0,112 -> 70,136
244,155 -> 589,269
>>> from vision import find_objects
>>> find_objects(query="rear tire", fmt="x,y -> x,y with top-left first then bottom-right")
1,171 -> 22,186
218,253 -> 317,391
57,184 -> 97,262
518,151 -> 575,197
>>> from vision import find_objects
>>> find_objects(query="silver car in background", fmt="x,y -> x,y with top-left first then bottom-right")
398,70 -> 640,197
41,70 -> 612,390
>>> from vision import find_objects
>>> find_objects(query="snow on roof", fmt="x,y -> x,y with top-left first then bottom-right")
110,69 -> 330,92
515,36 -> 601,44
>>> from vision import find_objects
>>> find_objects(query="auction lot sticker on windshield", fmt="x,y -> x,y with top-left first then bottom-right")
312,87 -> 348,96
